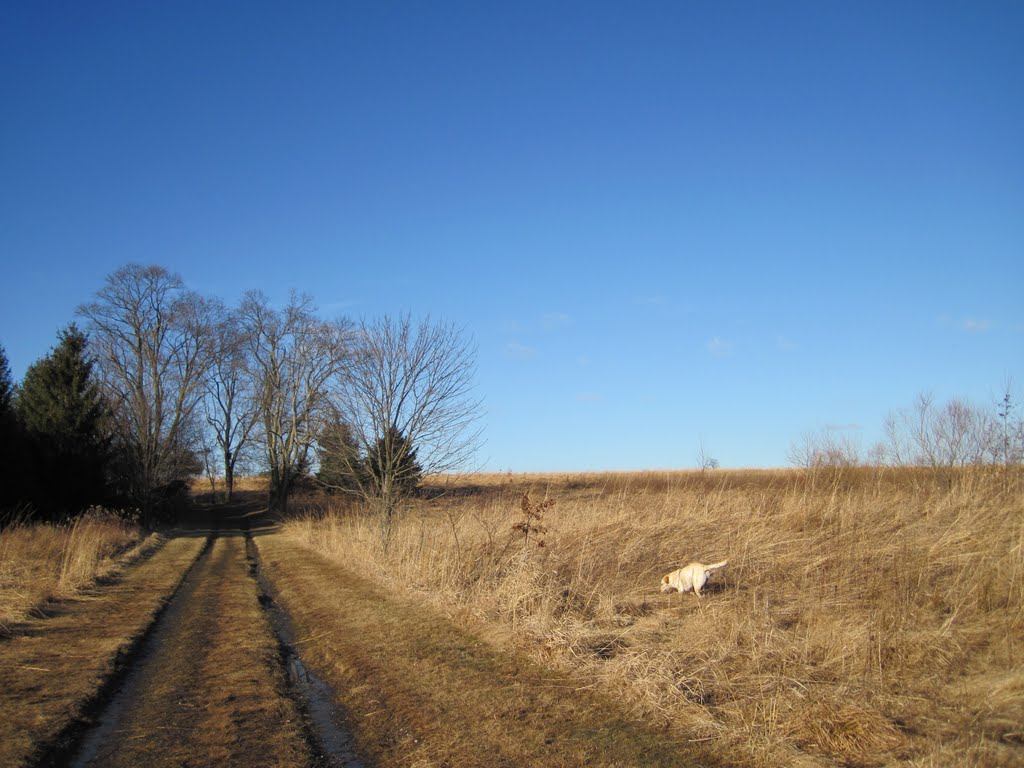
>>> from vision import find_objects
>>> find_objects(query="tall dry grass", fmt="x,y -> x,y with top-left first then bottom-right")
284,468 -> 1024,767
0,508 -> 148,635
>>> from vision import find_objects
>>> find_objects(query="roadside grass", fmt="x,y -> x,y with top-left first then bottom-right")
256,531 -> 704,767
283,467 -> 1024,767
0,508 -> 151,636
0,533 -> 207,767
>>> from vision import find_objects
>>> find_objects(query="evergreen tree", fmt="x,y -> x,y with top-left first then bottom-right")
0,345 -> 13,413
316,417 -> 364,492
17,325 -> 111,518
365,426 -> 423,500
0,344 -> 27,515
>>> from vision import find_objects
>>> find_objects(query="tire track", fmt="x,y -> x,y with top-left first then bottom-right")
245,534 -> 364,768
63,533 -> 315,768
3,533 -> 211,768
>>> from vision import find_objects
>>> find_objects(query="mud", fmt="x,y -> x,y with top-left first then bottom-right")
40,498 -> 364,768
247,535 -> 364,768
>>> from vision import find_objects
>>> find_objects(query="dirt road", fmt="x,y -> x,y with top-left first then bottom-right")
69,533 -> 317,768
2,500 -> 702,768
1,503 -> 353,768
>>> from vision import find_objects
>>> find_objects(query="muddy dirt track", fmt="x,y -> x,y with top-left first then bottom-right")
1,502 -> 357,768
2,499 -> 702,768
69,533 -> 317,768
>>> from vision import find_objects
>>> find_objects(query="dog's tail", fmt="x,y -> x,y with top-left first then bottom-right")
705,560 -> 728,571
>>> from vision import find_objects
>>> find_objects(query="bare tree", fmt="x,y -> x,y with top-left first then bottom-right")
239,291 -> 350,514
78,264 -> 216,521
994,379 -> 1024,466
696,439 -> 719,473
885,392 -> 992,470
329,314 -> 482,527
202,307 -> 260,502
788,427 -> 860,469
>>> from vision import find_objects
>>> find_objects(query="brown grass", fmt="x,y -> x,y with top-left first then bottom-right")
189,475 -> 271,495
0,508 -> 149,635
0,533 -> 207,767
283,467 -> 1024,767
256,530 -> 702,767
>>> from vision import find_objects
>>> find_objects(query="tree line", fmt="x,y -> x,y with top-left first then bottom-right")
0,264 -> 481,526
788,387 -> 1024,472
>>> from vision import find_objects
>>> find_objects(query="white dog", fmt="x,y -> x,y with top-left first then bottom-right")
660,560 -> 728,598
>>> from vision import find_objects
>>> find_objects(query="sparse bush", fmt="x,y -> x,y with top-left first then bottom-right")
787,427 -> 860,468
511,492 -> 552,547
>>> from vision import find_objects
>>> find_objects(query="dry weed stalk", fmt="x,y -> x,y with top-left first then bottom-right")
0,508 -> 144,634
511,492 -> 552,547
284,468 -> 1024,767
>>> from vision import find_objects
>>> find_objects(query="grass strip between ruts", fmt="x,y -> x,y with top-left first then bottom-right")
256,531 -> 711,768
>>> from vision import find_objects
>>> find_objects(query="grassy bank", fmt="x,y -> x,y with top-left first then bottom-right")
282,468 -> 1024,767
0,533 -> 208,767
256,530 -> 703,767
0,508 -> 151,636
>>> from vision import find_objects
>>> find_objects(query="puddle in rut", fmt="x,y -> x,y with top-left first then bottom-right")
247,537 -> 364,768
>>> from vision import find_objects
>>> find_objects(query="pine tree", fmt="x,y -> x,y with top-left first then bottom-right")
365,426 -> 423,500
0,345 -> 13,413
317,418 -> 364,492
0,344 -> 26,515
17,325 -> 111,518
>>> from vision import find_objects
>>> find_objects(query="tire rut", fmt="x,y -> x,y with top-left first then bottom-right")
19,533 -> 214,768
245,534 -> 364,768
60,532 -> 316,768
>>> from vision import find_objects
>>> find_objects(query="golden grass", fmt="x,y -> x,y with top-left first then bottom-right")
189,475 -> 270,495
0,509 -> 148,635
0,534 -> 207,767
284,468 -> 1024,767
257,530 -> 701,767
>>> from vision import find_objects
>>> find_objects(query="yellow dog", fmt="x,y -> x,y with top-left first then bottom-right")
660,560 -> 728,598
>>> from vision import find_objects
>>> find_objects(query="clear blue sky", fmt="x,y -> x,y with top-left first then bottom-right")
2,2 -> 1021,471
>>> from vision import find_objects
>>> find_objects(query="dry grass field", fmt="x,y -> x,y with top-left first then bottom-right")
284,467 -> 1024,767
0,508 -> 149,636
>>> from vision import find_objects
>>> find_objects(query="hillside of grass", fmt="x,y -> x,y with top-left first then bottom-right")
283,468 -> 1023,767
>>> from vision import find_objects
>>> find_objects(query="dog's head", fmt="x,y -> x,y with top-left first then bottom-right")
660,574 -> 677,594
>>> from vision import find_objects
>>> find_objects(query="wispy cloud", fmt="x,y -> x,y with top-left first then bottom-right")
637,295 -> 666,307
824,423 -> 862,432
542,312 -> 572,331
320,299 -> 359,313
938,314 -> 994,333
505,342 -> 537,360
707,336 -> 734,357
